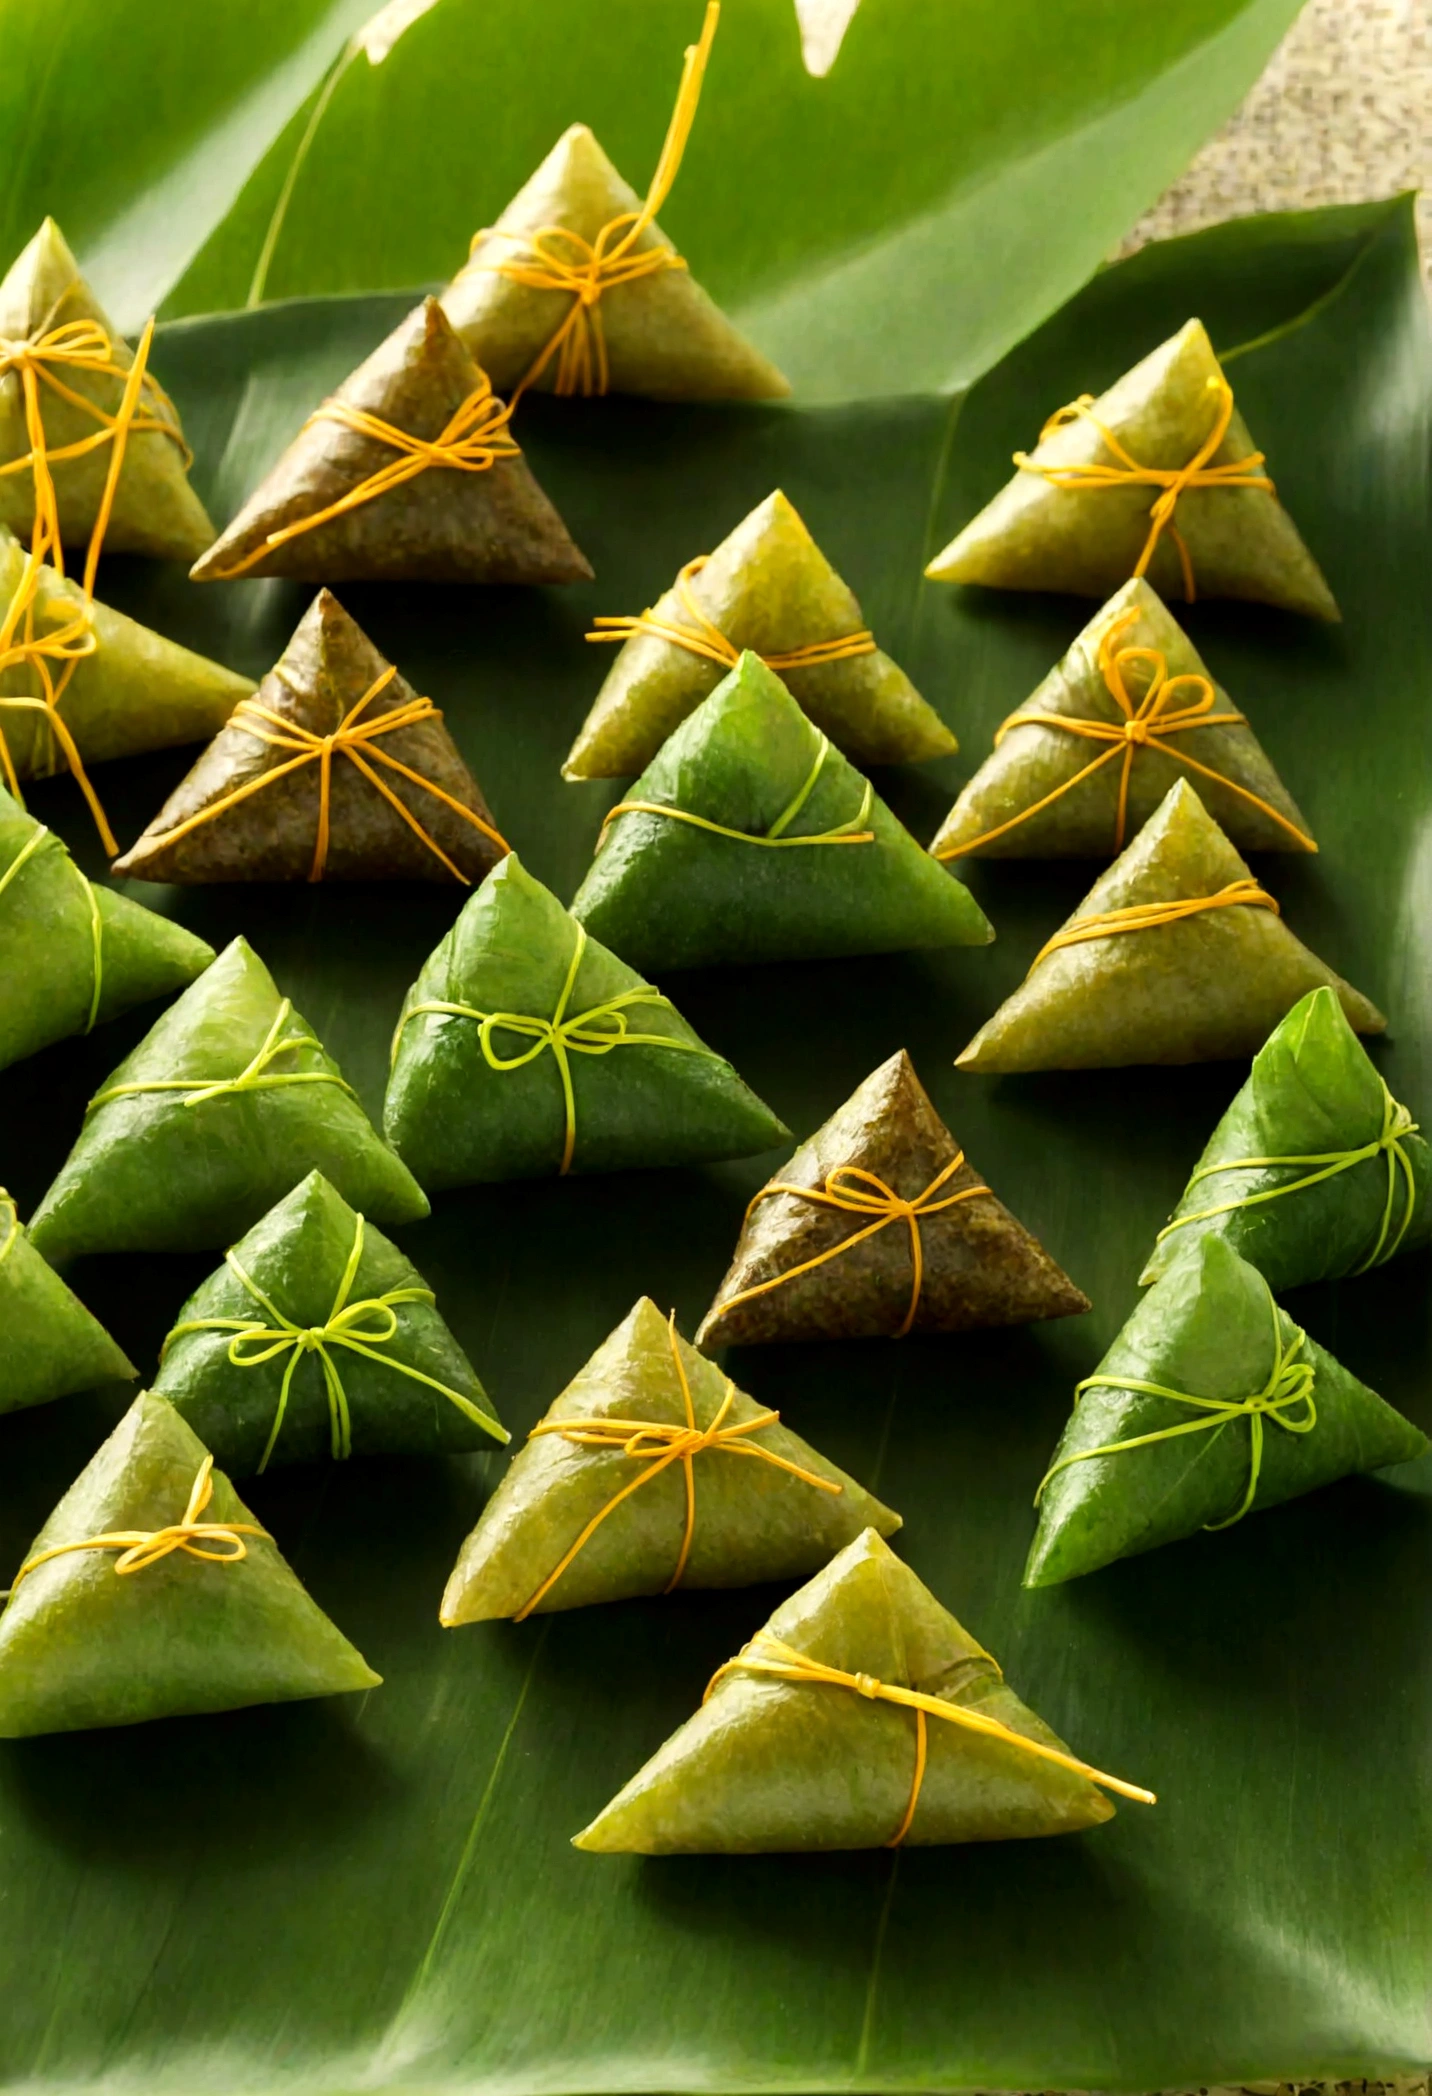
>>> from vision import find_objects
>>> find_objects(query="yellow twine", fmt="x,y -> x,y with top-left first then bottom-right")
0,1190 -> 18,1268
4,1456 -> 266,1598
88,996 -> 356,1116
587,554 -> 876,675
1029,877 -> 1278,975
0,822 -> 103,1031
601,726 -> 874,850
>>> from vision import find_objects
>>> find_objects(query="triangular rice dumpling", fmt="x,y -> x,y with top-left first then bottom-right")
113,591 -> 507,885
441,1299 -> 900,1624
384,852 -> 787,1188
1141,987 -> 1432,1293
699,1050 -> 1088,1347
576,1527 -> 1140,1851
0,1391 -> 379,1736
28,936 -> 428,1263
0,220 -> 215,563
565,490 -> 955,779
925,320 -> 1338,621
191,299 -> 592,586
0,1189 -> 135,1414
1026,1235 -> 1427,1589
957,781 -> 1382,1073
443,125 -> 787,404
570,652 -> 992,971
0,786 -> 214,1072
931,578 -> 1314,861
153,1172 -> 505,1474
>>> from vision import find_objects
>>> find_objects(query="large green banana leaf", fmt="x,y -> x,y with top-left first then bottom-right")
0,194 -> 1428,2090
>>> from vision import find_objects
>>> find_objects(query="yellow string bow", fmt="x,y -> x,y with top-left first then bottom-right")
391,919 -> 718,1175
514,1310 -> 841,1621
601,725 -> 874,850
1028,877 -> 1278,975
4,1456 -> 267,1599
586,553 -> 877,677
0,822 -> 103,1031
133,664 -> 509,883
705,1630 -> 1155,1846
0,314 -> 188,853
1035,1276 -> 1316,1530
713,1155 -> 991,1338
460,2 -> 721,402
1154,1080 -> 1420,1276
162,1210 -> 509,1473
201,371 -> 521,581
941,607 -> 1316,860
1013,371 -> 1274,603
88,996 -> 356,1116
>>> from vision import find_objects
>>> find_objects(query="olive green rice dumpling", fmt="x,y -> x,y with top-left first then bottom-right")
0,1392 -> 379,1737
0,219 -> 215,562
28,936 -> 428,1263
0,784 -> 214,1072
1026,1235 -> 1426,1589
930,577 -> 1313,861
114,591 -> 507,886
153,1171 -> 506,1475
384,852 -> 787,1188
925,320 -> 1338,621
957,781 -> 1381,1074
441,1298 -> 899,1625
191,299 -> 591,586
699,1049 -> 1088,1348
570,652 -> 992,972
0,1189 -> 135,1415
576,1527 -> 1146,1852
566,490 -> 955,779
1141,987 -> 1431,1294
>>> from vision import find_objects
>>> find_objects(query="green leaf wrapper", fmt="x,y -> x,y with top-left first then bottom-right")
931,577 -> 1313,860
698,1049 -> 1088,1347
0,221 -> 215,562
153,1170 -> 505,1475
565,489 -> 955,778
0,785 -> 213,1072
1026,1235 -> 1427,1588
570,652 -> 992,971
0,1392 -> 379,1737
191,298 -> 591,586
925,320 -> 1338,621
442,125 -> 788,404
957,780 -> 1382,1073
0,1190 -> 135,1413
113,591 -> 506,886
1141,986 -> 1432,1292
28,936 -> 428,1263
441,1298 -> 899,1624
575,1527 -> 1117,1852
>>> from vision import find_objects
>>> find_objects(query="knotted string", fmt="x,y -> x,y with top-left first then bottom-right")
3,1456 -> 267,1599
1029,878 -> 1278,975
162,1210 -> 508,1472
587,553 -> 876,675
0,822 -> 103,1030
0,1190 -> 18,1268
601,726 -> 874,850
939,608 -> 1316,860
459,3 -> 721,402
1154,1080 -> 1419,1276
132,664 -> 509,883
512,1310 -> 841,1621
88,996 -> 356,1115
713,1155 -> 990,1338
391,920 -> 717,1174
1035,1277 -> 1316,1529
705,1630 -> 1154,1846
1013,372 -> 1274,603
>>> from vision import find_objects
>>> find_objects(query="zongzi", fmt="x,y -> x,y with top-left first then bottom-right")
0,1189 -> 135,1414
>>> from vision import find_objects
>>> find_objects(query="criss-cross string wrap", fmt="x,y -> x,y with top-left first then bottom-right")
391,920 -> 719,1175
704,1631 -> 1154,1846
586,554 -> 877,677
201,373 -> 522,582
1035,1276 -> 1316,1531
513,1310 -> 841,1621
0,823 -> 103,1031
712,1155 -> 991,1338
1154,1079 -> 1420,1276
1013,372 -> 1274,605
130,665 -> 510,883
601,727 -> 875,851
940,607 -> 1316,860
458,3 -> 721,402
87,997 -> 356,1117
3,1456 -> 266,1601
161,1210 -> 509,1472
0,315 -> 188,854
1028,878 -> 1279,976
